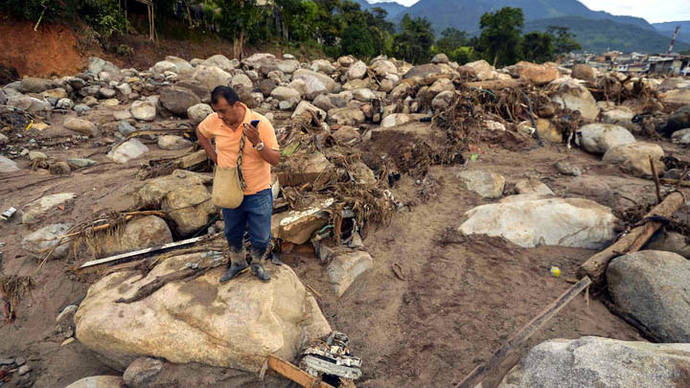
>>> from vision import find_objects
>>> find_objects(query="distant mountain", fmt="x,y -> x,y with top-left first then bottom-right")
394,0 -> 654,33
365,1 -> 408,18
652,21 -> 690,49
525,16 -> 690,53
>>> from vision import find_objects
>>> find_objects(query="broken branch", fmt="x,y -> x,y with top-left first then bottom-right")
649,156 -> 661,203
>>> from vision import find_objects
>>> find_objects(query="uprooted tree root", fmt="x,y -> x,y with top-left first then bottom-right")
0,275 -> 35,322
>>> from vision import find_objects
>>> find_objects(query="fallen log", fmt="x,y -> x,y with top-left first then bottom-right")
455,277 -> 592,388
267,356 -> 335,388
580,191 -> 686,285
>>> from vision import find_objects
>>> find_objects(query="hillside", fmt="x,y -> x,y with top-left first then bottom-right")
653,21 -> 690,48
363,0 -> 408,18
526,16 -> 690,53
392,0 -> 654,33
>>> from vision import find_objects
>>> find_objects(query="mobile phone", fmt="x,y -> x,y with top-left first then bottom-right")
250,119 -> 260,128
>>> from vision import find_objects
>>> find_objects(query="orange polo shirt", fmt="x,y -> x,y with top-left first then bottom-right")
197,104 -> 279,195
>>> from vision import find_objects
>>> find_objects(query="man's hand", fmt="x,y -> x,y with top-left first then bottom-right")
242,123 -> 261,145
196,127 -> 218,164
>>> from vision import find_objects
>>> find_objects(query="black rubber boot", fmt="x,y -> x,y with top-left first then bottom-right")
219,249 -> 249,283
250,249 -> 271,281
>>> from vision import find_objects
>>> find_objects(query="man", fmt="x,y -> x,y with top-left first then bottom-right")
196,86 -> 280,282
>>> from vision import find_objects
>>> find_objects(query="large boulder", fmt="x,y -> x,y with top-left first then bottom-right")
499,336 -> 690,388
647,230 -> 690,258
578,123 -> 636,154
458,196 -> 618,249
458,60 -> 498,81
108,139 -> 149,164
270,86 -> 301,107
347,60 -> 367,80
571,63 -> 595,81
671,128 -> 690,145
101,216 -> 172,257
602,142 -> 665,178
201,54 -> 237,72
661,89 -> 690,106
0,155 -> 19,173
292,69 -> 338,99
292,101 -> 327,121
22,193 -> 76,224
515,61 -> 560,86
159,87 -> 201,116
457,170 -> 505,199
130,100 -> 157,121
371,59 -> 397,77
327,107 -> 365,126
191,65 -> 232,91
601,106 -> 635,127
551,79 -> 599,121
158,135 -> 192,150
64,117 -> 99,137
187,103 -> 214,125
75,253 -> 331,371
7,95 -> 51,112
607,250 -> 690,342
22,223 -> 73,259
65,375 -> 124,388
403,64 -> 449,81
19,77 -> 53,93
311,59 -> 335,75
381,113 -> 425,128
135,170 -> 215,236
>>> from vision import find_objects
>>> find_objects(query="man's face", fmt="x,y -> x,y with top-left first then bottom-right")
212,97 -> 242,127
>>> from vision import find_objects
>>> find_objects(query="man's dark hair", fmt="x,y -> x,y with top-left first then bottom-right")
210,86 -> 240,105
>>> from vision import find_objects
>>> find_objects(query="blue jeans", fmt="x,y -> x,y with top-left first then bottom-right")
222,188 -> 273,258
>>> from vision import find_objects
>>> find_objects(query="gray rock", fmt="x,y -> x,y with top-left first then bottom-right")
551,79 -> 599,121
381,113 -> 424,128
108,139 -> 149,164
118,121 -> 136,136
187,103 -> 213,125
671,128 -> 690,145
515,178 -> 553,196
22,193 -> 76,224
22,223 -> 73,259
554,160 -> 581,176
431,90 -> 455,110
328,107 -> 365,126
602,142 -> 665,178
19,77 -> 52,93
352,88 -> 375,102
647,230 -> 690,258
257,78 -> 277,97
28,151 -> 47,161
116,83 -> 132,96
123,357 -> 164,387
292,101 -> 327,121
7,95 -> 51,112
0,133 -> 8,145
99,87 -> 116,99
457,170 -> 505,199
88,57 -> 119,75
601,106 -> 635,126
73,104 -> 91,114
347,60 -> 367,80
100,216 -> 173,256
17,364 -> 31,376
56,304 -> 78,338
158,135 -> 192,150
371,59 -> 397,77
403,63 -> 447,80
572,63 -> 595,81
65,375 -> 124,388
130,100 -> 157,121
202,54 -> 237,72
292,69 -> 338,99
192,65 -> 232,91
578,123 -> 636,154
112,110 -> 132,121
431,53 -> 449,64
499,336 -> 690,388
66,158 -> 97,169
608,250 -> 690,342
56,98 -> 74,109
270,86 -> 301,107
327,250 -> 373,297
312,94 -> 335,111
459,196 -> 618,249
64,117 -> 98,137
311,59 -> 335,75
230,73 -> 253,90
159,86 -> 201,116
0,155 -> 20,173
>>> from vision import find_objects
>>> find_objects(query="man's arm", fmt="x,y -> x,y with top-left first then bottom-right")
243,123 -> 281,166
257,147 -> 280,166
196,127 -> 218,164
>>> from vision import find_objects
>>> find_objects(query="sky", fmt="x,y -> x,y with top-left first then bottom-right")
366,0 -> 690,23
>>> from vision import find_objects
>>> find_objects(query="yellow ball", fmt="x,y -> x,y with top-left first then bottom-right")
550,266 -> 561,277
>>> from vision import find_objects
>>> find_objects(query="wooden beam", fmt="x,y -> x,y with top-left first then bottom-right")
580,191 -> 685,285
455,277 -> 592,388
267,356 -> 335,388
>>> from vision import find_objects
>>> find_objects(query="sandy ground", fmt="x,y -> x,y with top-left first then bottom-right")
1,105 -> 688,387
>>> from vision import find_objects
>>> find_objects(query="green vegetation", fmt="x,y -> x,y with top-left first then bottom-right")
1,2 -> 584,65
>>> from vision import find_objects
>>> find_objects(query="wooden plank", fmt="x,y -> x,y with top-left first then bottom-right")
78,234 -> 219,269
580,191 -> 685,285
455,277 -> 592,388
267,356 -> 334,388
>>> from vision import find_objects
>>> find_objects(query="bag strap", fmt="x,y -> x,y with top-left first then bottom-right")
236,132 -> 247,190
